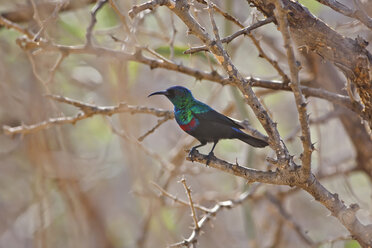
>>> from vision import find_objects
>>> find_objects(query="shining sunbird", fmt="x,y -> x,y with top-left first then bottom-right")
148,86 -> 269,161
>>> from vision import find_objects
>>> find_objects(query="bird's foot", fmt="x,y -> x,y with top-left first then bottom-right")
206,152 -> 215,166
188,147 -> 197,162
189,147 -> 196,155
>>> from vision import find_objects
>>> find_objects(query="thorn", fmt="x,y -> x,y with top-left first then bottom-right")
355,35 -> 368,48
310,143 -> 316,151
234,158 -> 239,169
350,203 -> 360,211
333,193 -> 339,201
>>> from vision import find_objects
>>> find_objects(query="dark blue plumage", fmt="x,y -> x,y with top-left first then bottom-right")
149,86 -> 268,161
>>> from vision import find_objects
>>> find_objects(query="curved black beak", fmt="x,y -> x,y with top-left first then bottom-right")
148,90 -> 168,97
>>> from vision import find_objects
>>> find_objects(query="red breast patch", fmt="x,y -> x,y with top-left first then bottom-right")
180,117 -> 197,132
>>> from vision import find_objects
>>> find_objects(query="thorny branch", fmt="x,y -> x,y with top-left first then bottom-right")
128,0 -> 372,246
0,0 -> 371,247
247,0 -> 372,129
0,14 -> 362,117
187,149 -> 372,247
3,95 -> 173,135
274,0 -> 313,175
180,178 -> 199,230
194,0 -> 290,83
184,16 -> 275,54
168,183 -> 261,247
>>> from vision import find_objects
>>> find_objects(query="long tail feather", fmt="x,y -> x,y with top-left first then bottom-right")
233,129 -> 269,148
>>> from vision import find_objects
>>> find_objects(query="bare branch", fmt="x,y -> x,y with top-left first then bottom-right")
10,35 -> 365,118
275,0 -> 313,176
247,0 -> 372,129
180,178 -> 199,230
316,0 -> 372,30
169,184 -> 261,247
195,0 -> 290,82
0,15 -> 34,39
184,17 -> 274,54
138,117 -> 170,141
151,182 -> 210,212
187,149 -> 372,246
0,0 -> 97,25
86,0 -> 108,46
3,94 -> 173,135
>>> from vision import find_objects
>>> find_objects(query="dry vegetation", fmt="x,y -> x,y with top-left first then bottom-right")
0,0 -> 371,247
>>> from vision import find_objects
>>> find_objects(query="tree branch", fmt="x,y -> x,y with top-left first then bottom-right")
169,183 -> 261,247
184,17 -> 274,54
3,94 -> 173,135
187,150 -> 372,247
316,0 -> 372,30
274,0 -> 313,176
86,0 -> 108,46
247,0 -> 372,129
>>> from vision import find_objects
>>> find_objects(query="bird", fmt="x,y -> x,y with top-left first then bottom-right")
148,86 -> 269,163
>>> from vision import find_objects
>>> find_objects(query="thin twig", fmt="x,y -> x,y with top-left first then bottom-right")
151,182 -> 210,212
3,94 -> 173,135
138,117 -> 170,141
0,15 -> 34,38
184,17 -> 274,54
86,0 -> 108,46
180,178 -> 199,230
108,0 -> 131,34
316,0 -> 372,30
109,121 -> 175,171
10,37 -> 365,117
195,0 -> 289,82
169,184 -> 261,247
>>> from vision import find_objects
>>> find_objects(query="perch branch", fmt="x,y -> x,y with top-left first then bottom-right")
188,149 -> 372,247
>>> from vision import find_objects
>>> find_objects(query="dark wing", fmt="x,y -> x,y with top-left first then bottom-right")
192,109 -> 244,129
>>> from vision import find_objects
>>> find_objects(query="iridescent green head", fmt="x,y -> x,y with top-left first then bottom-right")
148,86 -> 195,109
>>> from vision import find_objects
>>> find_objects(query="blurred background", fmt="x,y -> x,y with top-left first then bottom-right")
0,0 -> 371,247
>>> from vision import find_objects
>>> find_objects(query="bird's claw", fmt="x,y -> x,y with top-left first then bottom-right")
206,152 -> 214,166
188,148 -> 196,162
